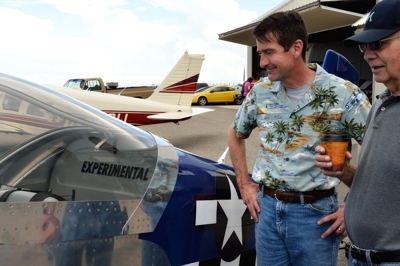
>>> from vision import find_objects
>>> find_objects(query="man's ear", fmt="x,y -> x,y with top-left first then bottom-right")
292,39 -> 303,58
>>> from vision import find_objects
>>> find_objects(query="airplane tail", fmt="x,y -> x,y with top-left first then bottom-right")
148,51 -> 205,106
322,49 -> 359,85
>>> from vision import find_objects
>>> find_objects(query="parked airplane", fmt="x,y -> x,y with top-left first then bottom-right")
0,72 -> 254,265
48,51 -> 213,126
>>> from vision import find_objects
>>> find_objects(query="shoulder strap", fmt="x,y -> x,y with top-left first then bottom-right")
0,189 -> 65,202
30,192 -> 65,202
0,189 -> 16,202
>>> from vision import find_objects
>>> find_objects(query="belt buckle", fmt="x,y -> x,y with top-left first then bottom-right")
274,189 -> 286,202
350,245 -> 362,256
350,245 -> 380,264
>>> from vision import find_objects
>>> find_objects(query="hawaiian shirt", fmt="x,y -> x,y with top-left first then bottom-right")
233,64 -> 371,191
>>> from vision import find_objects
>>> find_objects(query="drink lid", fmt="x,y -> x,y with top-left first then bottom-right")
320,134 -> 350,141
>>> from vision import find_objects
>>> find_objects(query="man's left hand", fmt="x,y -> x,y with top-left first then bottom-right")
317,203 -> 346,238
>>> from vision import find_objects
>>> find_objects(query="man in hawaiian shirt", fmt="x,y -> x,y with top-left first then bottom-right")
228,10 -> 371,266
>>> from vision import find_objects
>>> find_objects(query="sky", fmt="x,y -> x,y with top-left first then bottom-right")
0,0 -> 286,87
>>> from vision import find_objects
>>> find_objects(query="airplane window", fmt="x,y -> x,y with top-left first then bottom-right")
0,74 -> 175,204
3,94 -> 22,112
0,73 -> 183,247
0,125 -> 158,200
0,84 -> 159,202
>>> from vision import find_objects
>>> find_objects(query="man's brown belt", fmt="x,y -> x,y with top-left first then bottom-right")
259,185 -> 335,203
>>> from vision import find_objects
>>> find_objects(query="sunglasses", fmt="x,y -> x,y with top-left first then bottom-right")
358,35 -> 400,53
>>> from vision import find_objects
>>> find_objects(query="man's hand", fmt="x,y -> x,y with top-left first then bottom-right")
228,124 -> 261,222
239,181 -> 260,223
317,204 -> 346,239
314,145 -> 355,187
314,145 -> 351,177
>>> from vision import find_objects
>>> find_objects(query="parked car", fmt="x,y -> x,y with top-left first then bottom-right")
192,85 -> 243,106
196,82 -> 209,90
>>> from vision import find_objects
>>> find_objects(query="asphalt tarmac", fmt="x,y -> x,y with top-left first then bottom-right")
141,104 -> 349,266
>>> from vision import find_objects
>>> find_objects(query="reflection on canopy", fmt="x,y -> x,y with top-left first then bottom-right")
0,73 -> 178,248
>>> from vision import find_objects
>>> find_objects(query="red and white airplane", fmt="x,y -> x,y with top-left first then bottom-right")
49,52 -> 213,126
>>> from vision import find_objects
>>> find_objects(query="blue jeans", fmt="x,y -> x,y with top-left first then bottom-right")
255,190 -> 341,266
348,248 -> 400,266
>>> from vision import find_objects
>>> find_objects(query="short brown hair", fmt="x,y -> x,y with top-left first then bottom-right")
253,11 -> 308,60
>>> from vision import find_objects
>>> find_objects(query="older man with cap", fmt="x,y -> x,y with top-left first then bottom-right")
315,0 -> 400,265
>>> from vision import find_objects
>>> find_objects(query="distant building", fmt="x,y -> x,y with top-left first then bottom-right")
218,0 -> 382,102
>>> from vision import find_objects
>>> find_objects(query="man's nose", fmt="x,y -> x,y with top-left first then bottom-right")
259,54 -> 269,69
363,47 -> 375,62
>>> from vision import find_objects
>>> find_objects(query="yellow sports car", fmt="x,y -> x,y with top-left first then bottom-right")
192,85 -> 243,106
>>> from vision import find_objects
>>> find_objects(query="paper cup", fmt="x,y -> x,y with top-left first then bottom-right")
320,134 -> 350,171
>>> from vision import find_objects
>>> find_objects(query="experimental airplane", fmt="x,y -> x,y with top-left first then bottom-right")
48,51 -> 213,126
0,50 -> 358,265
0,72 -> 254,266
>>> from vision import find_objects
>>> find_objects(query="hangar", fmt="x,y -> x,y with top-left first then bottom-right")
218,0 -> 384,101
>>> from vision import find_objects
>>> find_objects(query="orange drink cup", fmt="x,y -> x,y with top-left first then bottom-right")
320,134 -> 350,171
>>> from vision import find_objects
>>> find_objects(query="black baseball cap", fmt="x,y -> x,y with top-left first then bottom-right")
343,0 -> 400,46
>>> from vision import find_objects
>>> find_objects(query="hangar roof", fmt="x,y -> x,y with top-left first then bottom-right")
218,0 -> 366,47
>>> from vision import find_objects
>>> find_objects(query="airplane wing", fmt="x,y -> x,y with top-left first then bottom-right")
147,107 -> 213,120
